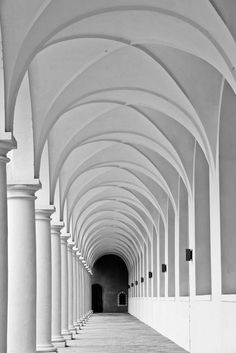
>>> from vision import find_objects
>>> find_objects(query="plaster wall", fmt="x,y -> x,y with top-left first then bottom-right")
129,297 -> 236,353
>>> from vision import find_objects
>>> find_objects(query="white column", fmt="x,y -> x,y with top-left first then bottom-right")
81,263 -> 86,321
72,248 -> 78,330
76,252 -> 81,327
78,256 -> 83,325
51,223 -> 66,347
7,182 -> 40,353
60,233 -> 72,339
0,136 -> 15,353
35,207 -> 57,353
67,242 -> 76,333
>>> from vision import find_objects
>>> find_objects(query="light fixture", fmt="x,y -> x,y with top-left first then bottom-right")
186,249 -> 193,261
162,264 -> 167,273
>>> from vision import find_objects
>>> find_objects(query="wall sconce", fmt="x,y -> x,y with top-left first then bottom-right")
148,271 -> 152,278
141,277 -> 144,283
135,280 -> 138,285
162,264 -> 167,272
186,249 -> 193,261
131,283 -> 134,287
128,285 -> 130,289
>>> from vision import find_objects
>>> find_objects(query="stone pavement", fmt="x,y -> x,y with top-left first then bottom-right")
59,313 -> 188,353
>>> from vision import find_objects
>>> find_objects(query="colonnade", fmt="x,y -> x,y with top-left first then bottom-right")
0,141 -> 92,353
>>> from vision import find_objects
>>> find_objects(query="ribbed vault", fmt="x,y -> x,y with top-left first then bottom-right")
1,0 -> 236,274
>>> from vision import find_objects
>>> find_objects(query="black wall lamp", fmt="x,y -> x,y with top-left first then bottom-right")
186,249 -> 193,261
131,283 -> 134,287
128,285 -> 130,289
141,277 -> 144,283
162,264 -> 167,273
148,271 -> 153,278
135,280 -> 138,285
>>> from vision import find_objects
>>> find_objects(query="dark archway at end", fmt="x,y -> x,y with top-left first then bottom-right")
92,284 -> 103,313
92,254 -> 128,313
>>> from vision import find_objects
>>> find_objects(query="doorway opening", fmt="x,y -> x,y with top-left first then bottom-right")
92,284 -> 103,313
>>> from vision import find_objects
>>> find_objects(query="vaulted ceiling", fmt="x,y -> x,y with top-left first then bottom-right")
1,0 -> 236,271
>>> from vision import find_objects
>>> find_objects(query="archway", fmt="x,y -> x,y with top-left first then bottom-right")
92,255 -> 128,313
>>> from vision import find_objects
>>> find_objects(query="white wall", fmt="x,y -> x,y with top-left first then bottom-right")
129,296 -> 236,353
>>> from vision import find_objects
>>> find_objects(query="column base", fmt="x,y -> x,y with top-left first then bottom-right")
51,336 -> 66,348
76,321 -> 82,329
69,326 -> 77,335
75,326 -> 81,334
73,321 -> 81,332
36,344 -> 58,352
62,330 -> 73,340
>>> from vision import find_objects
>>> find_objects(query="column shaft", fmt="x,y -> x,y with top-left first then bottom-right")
51,223 -> 66,347
0,135 -> 16,353
76,254 -> 81,325
35,207 -> 56,353
61,234 -> 72,338
67,243 -> 75,332
7,182 -> 40,353
0,155 -> 9,353
72,248 -> 78,327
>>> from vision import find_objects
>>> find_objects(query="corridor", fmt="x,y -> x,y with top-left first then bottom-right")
1,1 -> 236,353
60,314 -> 188,353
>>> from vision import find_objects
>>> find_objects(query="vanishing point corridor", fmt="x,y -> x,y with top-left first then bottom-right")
59,314 -> 188,353
1,2 -> 236,353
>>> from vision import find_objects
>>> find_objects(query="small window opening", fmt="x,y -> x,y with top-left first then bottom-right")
117,291 -> 127,306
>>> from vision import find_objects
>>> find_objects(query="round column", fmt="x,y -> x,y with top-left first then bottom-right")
35,207 -> 57,353
60,234 -> 72,339
81,263 -> 85,322
78,259 -> 82,323
51,223 -> 66,347
72,247 -> 78,329
67,242 -> 76,334
0,136 -> 15,353
76,252 -> 81,327
7,182 -> 40,353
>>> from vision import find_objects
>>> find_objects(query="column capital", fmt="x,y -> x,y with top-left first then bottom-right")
7,180 -> 41,200
76,250 -> 81,257
0,132 -> 17,158
67,241 -> 75,250
51,221 -> 64,235
61,232 -> 71,243
72,246 -> 78,255
35,205 -> 55,221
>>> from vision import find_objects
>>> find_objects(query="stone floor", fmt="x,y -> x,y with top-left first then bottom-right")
59,313 -> 188,353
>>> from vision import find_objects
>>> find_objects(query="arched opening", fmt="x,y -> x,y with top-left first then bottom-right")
92,255 -> 128,313
117,291 -> 127,306
92,284 -> 103,313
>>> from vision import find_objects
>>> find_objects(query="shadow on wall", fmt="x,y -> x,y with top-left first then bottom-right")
92,284 -> 103,313
92,255 -> 128,313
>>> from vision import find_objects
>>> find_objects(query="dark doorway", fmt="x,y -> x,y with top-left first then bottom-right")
92,284 -> 103,313
92,255 -> 128,313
